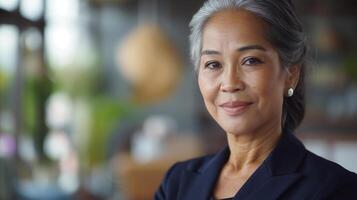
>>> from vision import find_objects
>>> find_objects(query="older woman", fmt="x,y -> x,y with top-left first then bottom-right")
154,0 -> 357,199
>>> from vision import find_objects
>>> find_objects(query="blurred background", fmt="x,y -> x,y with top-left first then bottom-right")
0,0 -> 357,199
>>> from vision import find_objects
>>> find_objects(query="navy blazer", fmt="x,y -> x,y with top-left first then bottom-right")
154,130 -> 357,200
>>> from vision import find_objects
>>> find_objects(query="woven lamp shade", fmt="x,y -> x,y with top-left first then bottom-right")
117,24 -> 182,104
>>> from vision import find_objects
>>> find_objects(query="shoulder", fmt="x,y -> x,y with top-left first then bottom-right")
303,149 -> 356,178
177,153 -> 216,171
164,153 -> 216,182
153,154 -> 215,200
301,150 -> 357,198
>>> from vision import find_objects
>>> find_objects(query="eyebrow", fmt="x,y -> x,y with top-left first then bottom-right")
201,45 -> 267,55
238,45 -> 267,52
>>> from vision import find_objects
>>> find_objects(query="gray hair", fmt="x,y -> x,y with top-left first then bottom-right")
189,0 -> 308,131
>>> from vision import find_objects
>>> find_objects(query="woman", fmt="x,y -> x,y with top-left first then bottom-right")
155,0 -> 357,199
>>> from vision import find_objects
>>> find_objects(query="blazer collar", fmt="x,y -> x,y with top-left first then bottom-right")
241,129 -> 307,200
267,128 -> 306,176
178,144 -> 229,200
178,129 -> 307,200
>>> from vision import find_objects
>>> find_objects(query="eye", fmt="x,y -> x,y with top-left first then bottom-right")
204,61 -> 222,70
242,57 -> 263,66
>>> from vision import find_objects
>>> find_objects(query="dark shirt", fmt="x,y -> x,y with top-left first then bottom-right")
211,197 -> 234,200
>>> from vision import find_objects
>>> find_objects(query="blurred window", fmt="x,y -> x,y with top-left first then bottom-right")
46,0 -> 79,23
0,0 -> 19,11
0,25 -> 18,75
45,0 -> 83,69
20,0 -> 43,21
0,25 -> 19,135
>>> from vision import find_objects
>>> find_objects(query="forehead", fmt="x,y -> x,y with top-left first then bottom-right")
202,9 -> 271,49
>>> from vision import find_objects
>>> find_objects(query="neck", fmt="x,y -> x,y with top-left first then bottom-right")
226,124 -> 282,172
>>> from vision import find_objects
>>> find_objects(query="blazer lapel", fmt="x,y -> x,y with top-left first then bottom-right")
178,147 -> 230,200
245,173 -> 302,200
240,129 -> 307,200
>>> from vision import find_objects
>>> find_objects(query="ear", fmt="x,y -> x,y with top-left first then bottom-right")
284,65 -> 301,94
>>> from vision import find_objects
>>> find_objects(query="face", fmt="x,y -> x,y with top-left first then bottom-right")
198,9 -> 298,136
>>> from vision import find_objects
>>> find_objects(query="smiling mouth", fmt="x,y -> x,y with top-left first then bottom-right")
219,101 -> 253,116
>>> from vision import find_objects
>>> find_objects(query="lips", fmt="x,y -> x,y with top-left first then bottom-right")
219,101 -> 253,116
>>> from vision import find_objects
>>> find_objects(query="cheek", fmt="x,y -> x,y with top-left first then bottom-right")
249,70 -> 285,110
198,74 -> 219,110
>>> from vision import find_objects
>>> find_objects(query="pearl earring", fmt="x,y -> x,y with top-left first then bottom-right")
288,88 -> 294,97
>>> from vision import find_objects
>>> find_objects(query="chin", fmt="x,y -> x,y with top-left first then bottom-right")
212,110 -> 253,136
218,120 -> 253,136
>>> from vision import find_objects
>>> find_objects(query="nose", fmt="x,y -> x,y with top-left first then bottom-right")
221,67 -> 244,93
